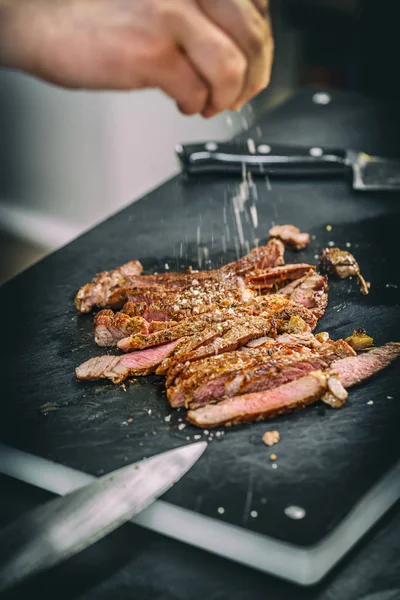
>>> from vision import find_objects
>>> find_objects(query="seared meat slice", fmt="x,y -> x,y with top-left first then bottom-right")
94,310 -> 150,346
320,247 -> 369,295
269,224 -> 310,250
167,339 -> 355,408
158,315 -> 279,376
75,260 -> 143,313
280,271 -> 328,320
75,340 -> 180,383
118,311 -> 236,352
187,371 -> 329,427
117,296 -> 298,352
120,278 -> 254,321
223,238 -> 285,275
187,343 -> 400,427
329,343 -> 400,387
247,330 -> 321,349
246,264 -> 316,290
76,240 -> 285,313
94,310 -> 176,347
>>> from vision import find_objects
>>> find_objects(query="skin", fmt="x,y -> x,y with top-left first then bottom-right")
0,0 -> 274,117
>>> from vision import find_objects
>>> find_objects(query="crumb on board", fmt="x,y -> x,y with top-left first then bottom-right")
367,400 -> 374,405
127,417 -> 133,423
120,383 -> 127,392
262,430 -> 280,447
326,225 -> 332,232
218,507 -> 225,514
270,454 -> 277,461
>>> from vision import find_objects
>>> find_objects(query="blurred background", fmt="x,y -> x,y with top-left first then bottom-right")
0,0 -> 397,283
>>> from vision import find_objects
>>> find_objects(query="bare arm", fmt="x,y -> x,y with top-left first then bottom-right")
0,0 -> 274,117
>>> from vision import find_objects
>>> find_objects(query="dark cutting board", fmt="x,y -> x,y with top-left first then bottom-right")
1,88 -> 399,552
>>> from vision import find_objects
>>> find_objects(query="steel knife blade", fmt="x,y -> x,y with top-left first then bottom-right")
176,141 -> 400,191
0,441 -> 207,592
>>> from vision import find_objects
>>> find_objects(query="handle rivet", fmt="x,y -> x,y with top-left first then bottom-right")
313,92 -> 331,105
205,142 -> 218,151
310,147 -> 323,157
258,144 -> 271,154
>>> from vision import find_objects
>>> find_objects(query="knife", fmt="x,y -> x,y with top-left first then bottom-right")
176,141 -> 400,191
0,441 -> 207,593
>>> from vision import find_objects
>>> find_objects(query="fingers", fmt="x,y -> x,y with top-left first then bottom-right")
197,0 -> 273,113
146,48 -> 209,115
162,2 -> 247,117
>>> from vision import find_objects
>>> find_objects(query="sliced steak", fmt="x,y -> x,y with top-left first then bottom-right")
246,264 -> 316,290
223,238 -> 285,275
94,310 -> 177,347
75,240 -> 284,313
159,315 -> 279,376
330,343 -> 400,387
75,260 -> 143,313
187,343 -> 400,427
282,271 -> 328,319
119,278 -> 254,321
117,295 -> 295,352
187,371 -> 329,428
75,340 -> 180,383
94,310 -> 150,347
269,224 -> 310,250
168,339 -> 355,408
320,247 -> 369,295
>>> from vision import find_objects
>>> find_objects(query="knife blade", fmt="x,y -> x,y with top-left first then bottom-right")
176,141 -> 400,191
0,441 -> 207,593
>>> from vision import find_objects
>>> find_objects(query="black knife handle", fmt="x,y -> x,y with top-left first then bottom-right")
176,141 -> 349,177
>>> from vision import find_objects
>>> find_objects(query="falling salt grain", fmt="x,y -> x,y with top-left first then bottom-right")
148,409 -> 152,415
186,436 -> 190,441
194,434 -> 201,440
328,241 -> 335,247
387,396 -> 393,400
272,463 -> 278,469
250,511 -> 258,518
367,400 -> 374,405
178,423 -> 186,430
346,242 -> 352,248
204,430 -> 209,435
218,507 -> 225,514
165,263 -> 170,270
314,254 -> 319,260
164,415 -> 171,422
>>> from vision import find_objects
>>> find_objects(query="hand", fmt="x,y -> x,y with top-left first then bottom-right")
0,0 -> 274,117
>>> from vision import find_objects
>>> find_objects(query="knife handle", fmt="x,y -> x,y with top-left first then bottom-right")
176,141 -> 349,177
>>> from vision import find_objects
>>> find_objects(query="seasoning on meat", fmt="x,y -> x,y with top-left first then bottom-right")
269,224 -> 310,250
320,247 -> 370,295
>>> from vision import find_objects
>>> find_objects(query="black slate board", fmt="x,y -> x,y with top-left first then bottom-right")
1,88 -> 399,549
